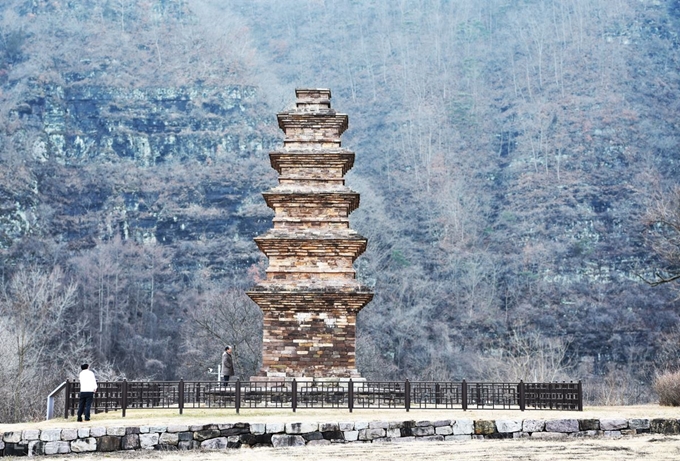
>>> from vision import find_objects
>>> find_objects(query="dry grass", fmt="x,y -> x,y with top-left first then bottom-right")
654,371 -> 680,406
2,404 -> 680,432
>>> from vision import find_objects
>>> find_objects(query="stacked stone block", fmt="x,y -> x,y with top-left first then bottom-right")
2,417 -> 678,456
247,88 -> 373,378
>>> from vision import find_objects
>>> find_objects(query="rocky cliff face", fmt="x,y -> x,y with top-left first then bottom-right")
3,81 -> 278,274
29,81 -> 266,165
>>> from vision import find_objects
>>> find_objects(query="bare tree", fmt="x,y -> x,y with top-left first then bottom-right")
642,185 -> 680,286
0,265 -> 84,422
475,328 -> 573,383
183,286 -> 263,380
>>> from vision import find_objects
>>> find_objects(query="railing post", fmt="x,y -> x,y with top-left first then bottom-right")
178,379 -> 184,415
405,379 -> 411,412
196,380 -> 201,407
578,380 -> 583,411
348,379 -> 354,413
64,379 -> 71,419
292,379 -> 297,412
101,382 -> 107,414
519,380 -> 525,411
462,380 -> 468,411
235,379 -> 241,414
122,379 -> 128,418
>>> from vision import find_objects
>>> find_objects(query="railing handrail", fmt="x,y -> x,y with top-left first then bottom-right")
45,380 -> 69,420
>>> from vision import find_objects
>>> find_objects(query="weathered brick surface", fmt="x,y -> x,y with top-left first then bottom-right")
247,88 -> 373,378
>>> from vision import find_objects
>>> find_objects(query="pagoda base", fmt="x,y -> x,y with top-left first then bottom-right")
247,289 -> 372,378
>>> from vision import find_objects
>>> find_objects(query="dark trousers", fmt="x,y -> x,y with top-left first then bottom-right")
77,392 -> 94,421
222,375 -> 231,383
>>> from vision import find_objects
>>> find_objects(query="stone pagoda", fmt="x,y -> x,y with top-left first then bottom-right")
247,88 -> 373,378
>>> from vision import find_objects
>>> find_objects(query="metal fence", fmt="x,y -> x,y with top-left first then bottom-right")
61,379 -> 582,418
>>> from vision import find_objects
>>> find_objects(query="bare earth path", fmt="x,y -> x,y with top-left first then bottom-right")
3,406 -> 680,460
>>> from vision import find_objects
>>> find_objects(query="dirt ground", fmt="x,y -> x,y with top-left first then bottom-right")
4,404 -> 680,432
2,405 -> 680,460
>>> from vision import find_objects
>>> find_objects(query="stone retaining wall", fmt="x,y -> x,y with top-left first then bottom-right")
2,418 -> 679,456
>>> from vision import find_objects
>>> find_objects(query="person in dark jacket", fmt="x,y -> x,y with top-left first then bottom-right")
221,346 -> 234,383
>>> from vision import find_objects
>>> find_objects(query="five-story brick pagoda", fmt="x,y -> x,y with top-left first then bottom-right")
247,88 -> 373,378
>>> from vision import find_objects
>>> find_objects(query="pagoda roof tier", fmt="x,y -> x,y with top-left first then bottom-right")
271,216 -> 349,225
255,227 -> 365,240
246,288 -> 373,313
277,111 -> 349,135
263,190 -> 360,213
269,149 -> 355,175
254,236 -> 367,260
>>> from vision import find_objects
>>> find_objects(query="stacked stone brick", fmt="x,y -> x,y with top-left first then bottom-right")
2,418 -> 679,456
247,89 -> 373,378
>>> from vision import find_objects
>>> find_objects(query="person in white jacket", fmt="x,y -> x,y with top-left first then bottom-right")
77,363 -> 98,422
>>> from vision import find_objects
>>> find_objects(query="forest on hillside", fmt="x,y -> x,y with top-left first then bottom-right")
1,0 -> 680,423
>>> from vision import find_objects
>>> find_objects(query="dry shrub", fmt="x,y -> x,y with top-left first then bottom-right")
653,370 -> 680,406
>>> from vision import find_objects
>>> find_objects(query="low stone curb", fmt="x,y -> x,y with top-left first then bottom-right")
2,417 -> 678,456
